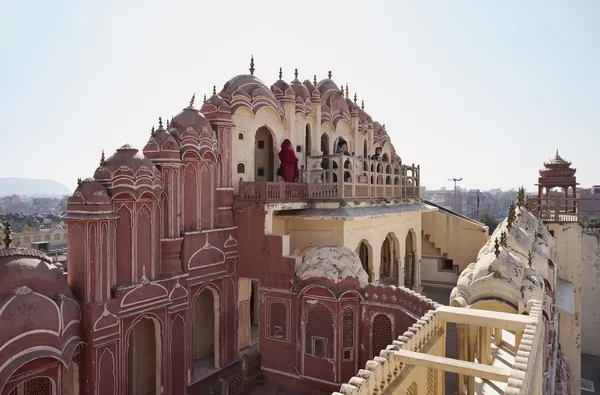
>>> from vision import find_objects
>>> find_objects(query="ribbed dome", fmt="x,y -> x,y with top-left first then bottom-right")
0,248 -> 73,299
143,123 -> 181,162
68,178 -> 111,205
297,246 -> 368,287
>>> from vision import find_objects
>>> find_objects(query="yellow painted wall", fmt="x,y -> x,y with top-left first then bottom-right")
421,210 -> 488,274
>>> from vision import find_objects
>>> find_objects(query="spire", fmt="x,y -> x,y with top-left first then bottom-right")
249,55 -> 255,75
203,94 -> 206,103
294,68 -> 298,80
556,149 -> 559,156
100,150 -> 106,167
314,75 -> 317,85
507,201 -> 516,231
500,231 -> 507,247
494,238 -> 500,258
166,118 -> 170,128
345,83 -> 349,98
361,100 -> 364,110
151,125 -> 155,136
158,117 -> 163,129
328,70 -> 332,79
190,93 -> 195,107
77,177 -> 82,187
517,186 -> 525,208
213,85 -> 216,95
279,67 -> 282,80
3,221 -> 12,249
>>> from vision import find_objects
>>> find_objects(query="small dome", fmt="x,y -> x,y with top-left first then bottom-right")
220,74 -> 284,118
292,79 -> 311,102
170,105 -> 214,137
200,93 -> 232,118
68,178 -> 111,206
143,124 -> 181,162
271,78 -> 295,103
93,145 -> 162,198
297,246 -> 368,287
95,144 -> 159,176
316,78 -> 340,94
303,79 -> 321,102
0,248 -> 74,299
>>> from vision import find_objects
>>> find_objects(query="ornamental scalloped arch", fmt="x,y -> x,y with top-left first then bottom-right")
187,234 -> 226,269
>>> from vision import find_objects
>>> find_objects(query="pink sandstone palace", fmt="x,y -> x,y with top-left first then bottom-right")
0,58 -> 580,395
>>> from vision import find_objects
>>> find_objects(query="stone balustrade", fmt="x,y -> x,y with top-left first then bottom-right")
238,154 -> 420,202
362,284 -> 439,318
504,301 -> 544,395
333,308 -> 443,395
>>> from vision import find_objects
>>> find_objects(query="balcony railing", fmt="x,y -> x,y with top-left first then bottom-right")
238,154 -> 420,202
525,196 -> 580,223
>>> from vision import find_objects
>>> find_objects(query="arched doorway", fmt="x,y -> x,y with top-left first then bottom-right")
404,230 -> 416,289
254,127 -> 274,181
380,233 -> 398,285
363,140 -> 368,159
193,288 -> 219,380
128,318 -> 159,395
356,240 -> 372,283
250,280 -> 259,346
305,125 -> 311,169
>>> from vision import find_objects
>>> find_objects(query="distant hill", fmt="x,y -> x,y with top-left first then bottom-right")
0,178 -> 71,197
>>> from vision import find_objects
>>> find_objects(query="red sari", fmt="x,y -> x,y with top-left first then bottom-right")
278,139 -> 299,182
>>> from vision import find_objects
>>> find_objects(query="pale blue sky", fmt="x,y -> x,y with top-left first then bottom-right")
1,1 -> 598,193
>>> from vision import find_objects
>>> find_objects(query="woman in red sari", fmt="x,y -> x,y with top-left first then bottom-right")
278,139 -> 299,182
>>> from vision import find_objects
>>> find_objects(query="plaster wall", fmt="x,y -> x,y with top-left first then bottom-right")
231,108 -> 285,190
420,256 -> 458,289
421,210 -> 488,274
388,332 -> 445,395
581,232 -> 600,356
342,212 -> 422,285
547,223 -> 582,386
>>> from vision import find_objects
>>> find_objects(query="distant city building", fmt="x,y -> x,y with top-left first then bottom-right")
421,187 -> 518,220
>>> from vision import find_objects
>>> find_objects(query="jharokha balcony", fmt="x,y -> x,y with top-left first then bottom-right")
525,195 -> 580,223
238,154 -> 420,202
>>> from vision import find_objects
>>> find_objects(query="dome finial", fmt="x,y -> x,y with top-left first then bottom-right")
166,118 -> 170,128
361,100 -> 364,110
328,70 -> 332,79
3,221 -> 12,249
213,85 -> 216,95
354,93 -> 357,103
294,68 -> 298,80
527,250 -> 533,267
77,177 -> 82,187
190,93 -> 195,107
279,67 -> 282,80
494,238 -> 500,258
203,94 -> 206,103
314,75 -> 317,85
158,117 -> 163,128
345,83 -> 349,98
151,125 -> 155,136
556,149 -> 559,155
100,150 -> 106,166
249,55 -> 255,75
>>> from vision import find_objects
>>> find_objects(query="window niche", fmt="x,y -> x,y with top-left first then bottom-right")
237,163 -> 245,174
313,338 -> 327,358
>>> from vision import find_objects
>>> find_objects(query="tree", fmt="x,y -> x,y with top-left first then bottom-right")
479,211 -> 499,235
582,215 -> 600,229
